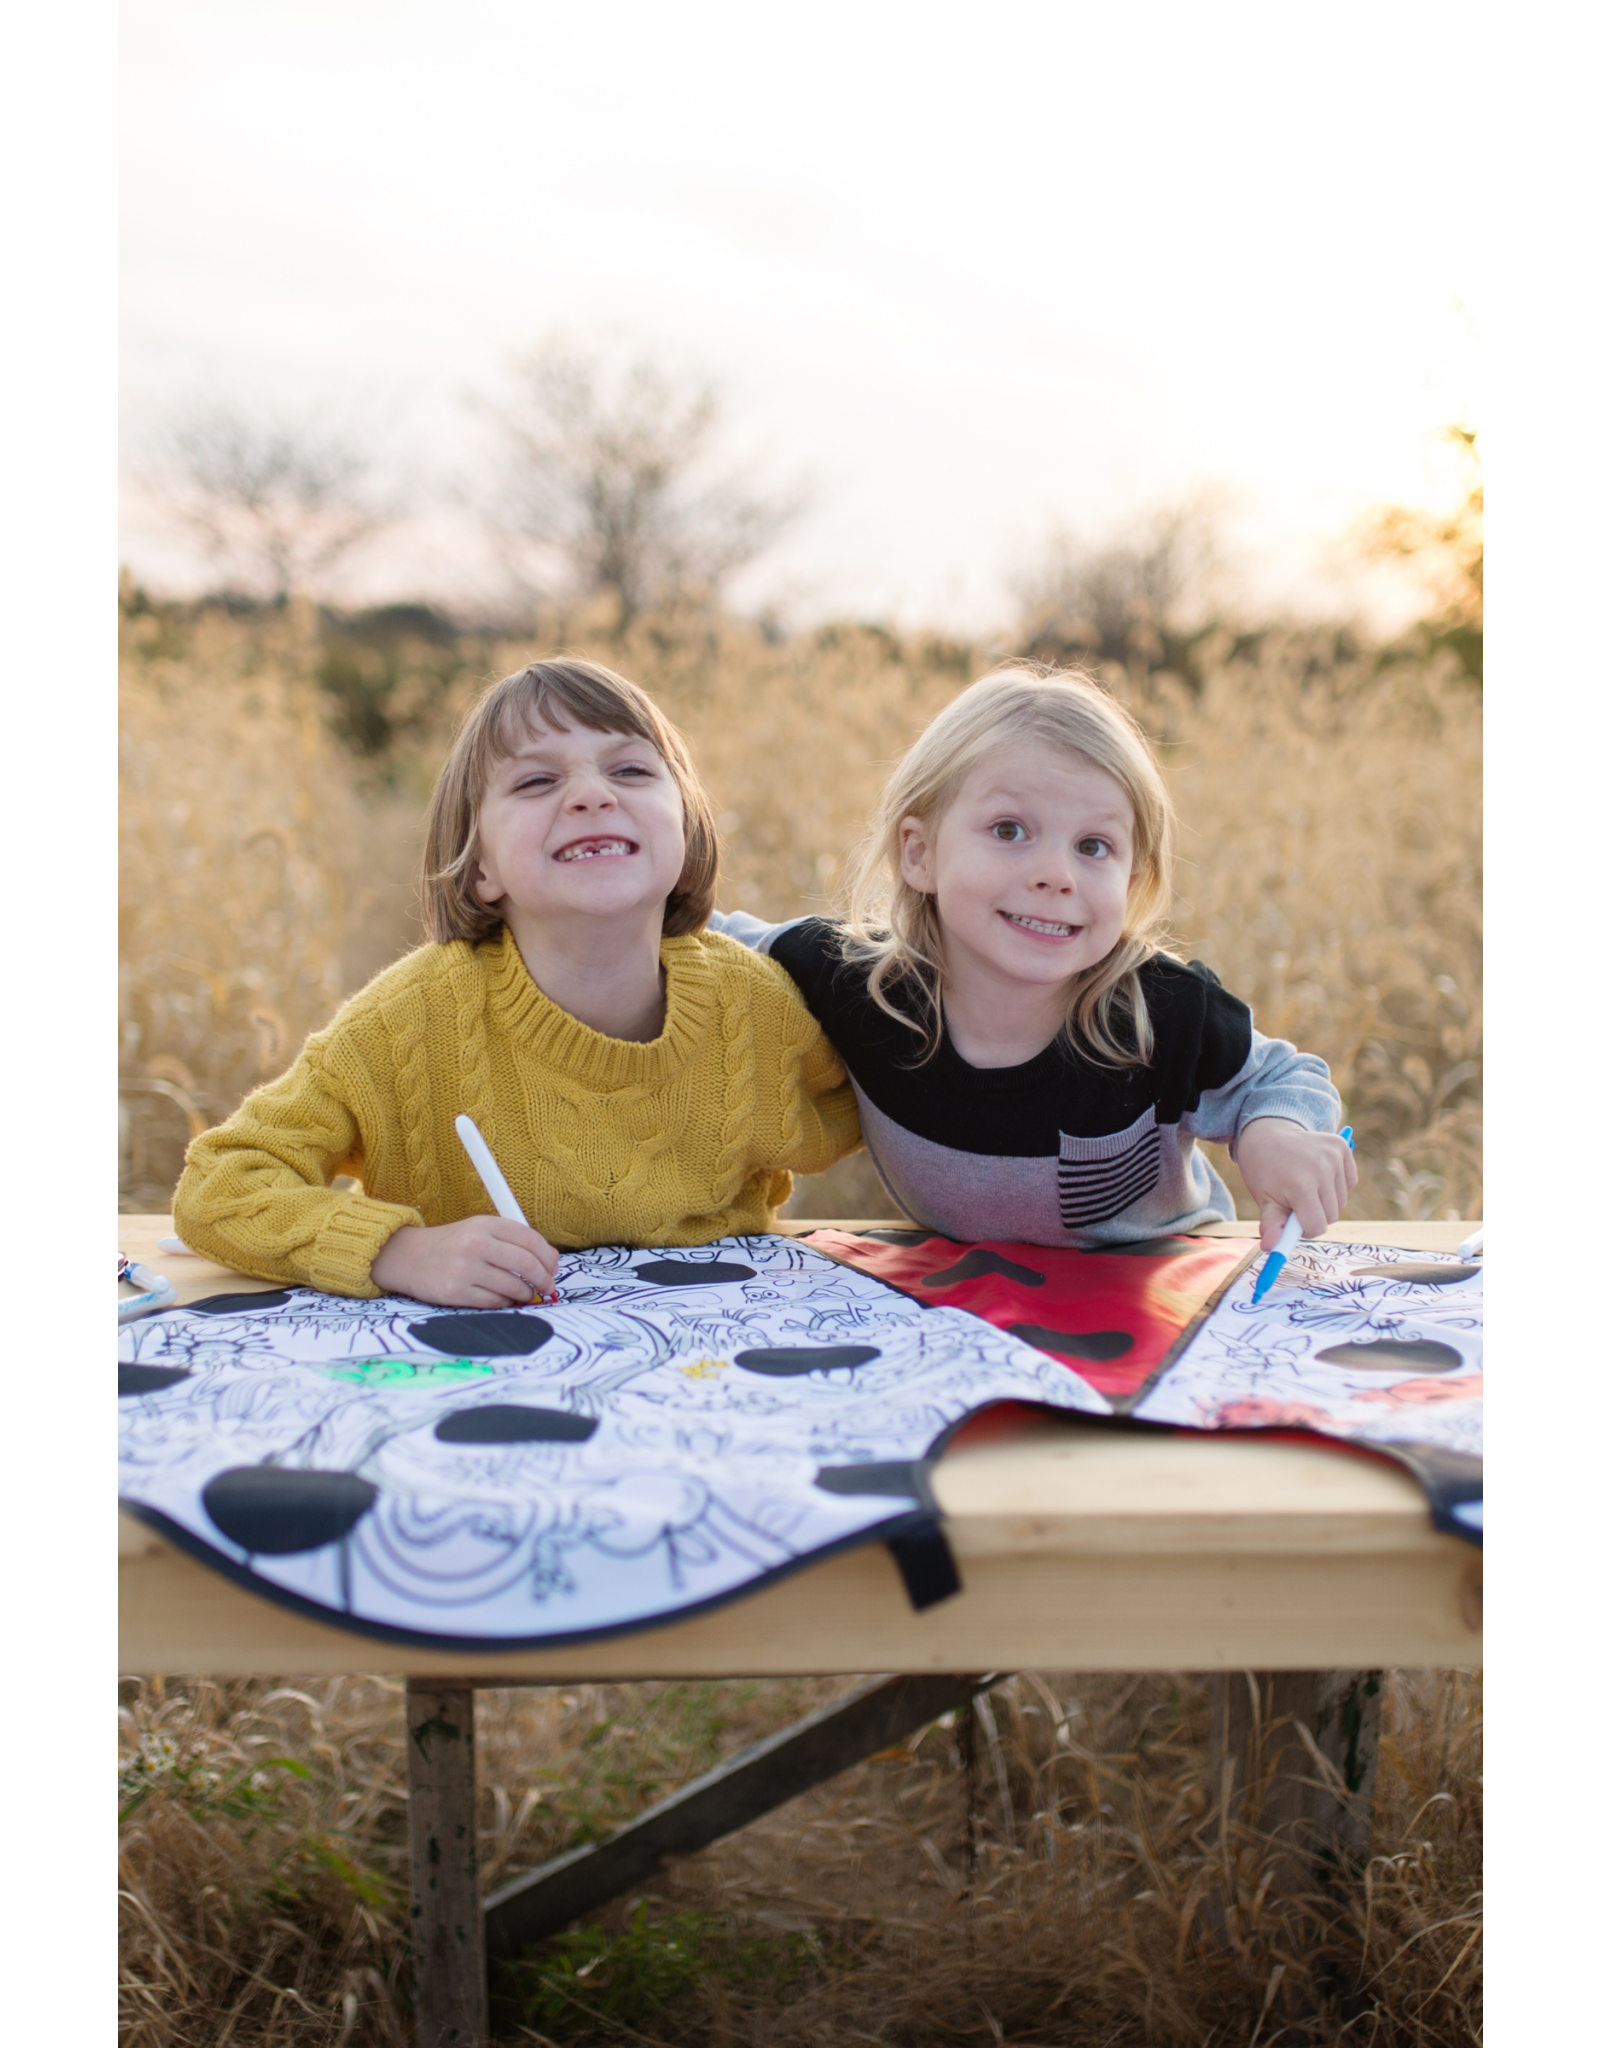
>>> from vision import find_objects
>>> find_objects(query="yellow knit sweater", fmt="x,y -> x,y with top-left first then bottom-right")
174,927 -> 861,1296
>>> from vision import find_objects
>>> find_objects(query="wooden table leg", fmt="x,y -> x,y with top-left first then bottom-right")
406,1681 -> 488,2048
1208,1669 -> 1385,2033
1209,1668 -> 1383,1874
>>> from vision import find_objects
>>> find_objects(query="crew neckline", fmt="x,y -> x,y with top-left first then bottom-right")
476,927 -> 717,1086
930,1026 -> 1070,1092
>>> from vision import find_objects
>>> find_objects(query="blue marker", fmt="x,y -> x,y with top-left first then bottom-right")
1251,1126 -> 1355,1305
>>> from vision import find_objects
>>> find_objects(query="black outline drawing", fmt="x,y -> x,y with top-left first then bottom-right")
120,1234 -> 1483,1649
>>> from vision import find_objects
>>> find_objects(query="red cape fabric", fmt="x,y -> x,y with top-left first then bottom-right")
806,1230 -> 1252,1411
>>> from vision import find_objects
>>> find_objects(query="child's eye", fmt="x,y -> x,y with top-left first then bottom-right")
991,819 -> 1026,842
1078,836 -> 1112,858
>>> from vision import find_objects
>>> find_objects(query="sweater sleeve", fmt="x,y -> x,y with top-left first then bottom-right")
749,958 -> 861,1177
172,1042 -> 424,1297
786,1014 -> 862,1175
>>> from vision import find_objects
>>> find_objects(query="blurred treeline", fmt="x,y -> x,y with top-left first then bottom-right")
118,490 -> 1480,1221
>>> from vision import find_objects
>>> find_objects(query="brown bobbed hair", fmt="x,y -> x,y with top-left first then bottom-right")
420,658 -> 720,944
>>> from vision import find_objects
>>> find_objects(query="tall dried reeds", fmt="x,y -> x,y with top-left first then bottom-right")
1160,646 -> 1481,1223
118,594 -> 1481,2045
119,603 -> 416,1207
118,1666 -> 1480,2046
118,597 -> 1479,1222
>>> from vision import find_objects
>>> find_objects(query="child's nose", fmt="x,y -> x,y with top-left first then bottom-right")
1034,834 -> 1089,887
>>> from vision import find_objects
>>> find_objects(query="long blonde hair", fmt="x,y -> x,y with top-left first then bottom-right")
841,665 -> 1176,1065
420,658 -> 720,945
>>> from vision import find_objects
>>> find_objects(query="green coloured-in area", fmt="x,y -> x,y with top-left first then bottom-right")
320,1357 -> 494,1387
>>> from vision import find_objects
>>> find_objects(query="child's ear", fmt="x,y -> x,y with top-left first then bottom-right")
472,851 -> 504,907
899,817 -> 936,895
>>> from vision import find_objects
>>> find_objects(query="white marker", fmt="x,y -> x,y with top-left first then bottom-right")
454,1113 -> 529,1225
1456,1226 -> 1483,1259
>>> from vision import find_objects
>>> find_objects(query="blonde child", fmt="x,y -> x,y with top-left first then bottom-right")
713,666 -> 1355,1253
175,658 -> 860,1303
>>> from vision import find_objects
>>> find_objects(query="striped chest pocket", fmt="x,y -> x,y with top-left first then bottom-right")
1057,1106 -> 1164,1228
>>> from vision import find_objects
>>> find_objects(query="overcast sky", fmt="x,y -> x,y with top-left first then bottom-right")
120,0 -> 1478,629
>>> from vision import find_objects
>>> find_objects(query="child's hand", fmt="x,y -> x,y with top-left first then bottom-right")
1234,1117 -> 1358,1254
370,1218 -> 561,1308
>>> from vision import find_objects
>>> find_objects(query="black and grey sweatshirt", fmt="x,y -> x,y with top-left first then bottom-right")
710,912 -> 1343,1248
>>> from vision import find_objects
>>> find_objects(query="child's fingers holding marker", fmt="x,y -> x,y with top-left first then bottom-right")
477,1217 -> 561,1298
371,1216 -> 559,1307
1257,1198 -> 1294,1256
1236,1118 -> 1360,1248
1310,1127 -> 1360,1220
453,1279 -> 533,1309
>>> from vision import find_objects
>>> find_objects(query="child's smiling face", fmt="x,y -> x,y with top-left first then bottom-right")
900,741 -> 1137,999
472,718 -> 688,936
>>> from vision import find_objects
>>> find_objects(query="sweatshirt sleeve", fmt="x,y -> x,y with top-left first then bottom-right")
1155,958 -> 1344,1152
706,908 -> 810,955
172,1042 -> 424,1297
1185,1027 -> 1344,1152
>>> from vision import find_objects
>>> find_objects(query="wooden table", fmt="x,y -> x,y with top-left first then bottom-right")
118,1213 -> 1482,2045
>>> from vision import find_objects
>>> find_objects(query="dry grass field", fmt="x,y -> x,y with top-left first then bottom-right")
119,595 -> 1480,1222
118,592 -> 1481,2045
119,1667 -> 1480,2047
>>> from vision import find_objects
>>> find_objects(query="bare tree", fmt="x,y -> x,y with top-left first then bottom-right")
1014,499 -> 1224,690
489,339 -> 803,626
1360,424 -> 1482,683
143,401 -> 391,604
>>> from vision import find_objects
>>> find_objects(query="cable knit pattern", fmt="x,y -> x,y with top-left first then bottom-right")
709,980 -> 756,1210
389,994 -> 440,1223
174,928 -> 861,1296
776,998 -> 809,1162
449,952 -> 497,1160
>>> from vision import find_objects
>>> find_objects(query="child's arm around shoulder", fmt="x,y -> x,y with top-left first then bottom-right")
705,909 -> 811,955
1165,956 -> 1358,1252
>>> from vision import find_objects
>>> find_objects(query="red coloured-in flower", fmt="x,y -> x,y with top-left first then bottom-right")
1208,1396 -> 1335,1430
1353,1375 -> 1483,1408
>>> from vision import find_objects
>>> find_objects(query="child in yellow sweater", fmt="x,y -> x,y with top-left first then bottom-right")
174,658 -> 861,1304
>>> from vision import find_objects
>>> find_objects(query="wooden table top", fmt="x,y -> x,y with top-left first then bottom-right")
119,1214 -> 1483,1678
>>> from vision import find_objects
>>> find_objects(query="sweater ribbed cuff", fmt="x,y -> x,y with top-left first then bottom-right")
304,1196 -> 426,1298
